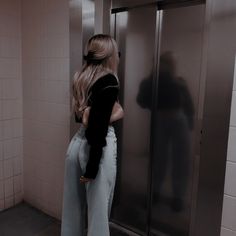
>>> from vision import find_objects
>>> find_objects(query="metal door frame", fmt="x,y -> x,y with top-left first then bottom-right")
111,0 -> 205,13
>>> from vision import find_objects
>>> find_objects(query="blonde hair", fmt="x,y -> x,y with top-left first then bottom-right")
72,34 -> 119,118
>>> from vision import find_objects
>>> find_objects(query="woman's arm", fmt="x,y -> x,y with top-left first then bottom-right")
83,75 -> 119,179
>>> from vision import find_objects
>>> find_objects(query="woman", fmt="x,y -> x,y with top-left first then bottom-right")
61,34 -> 122,236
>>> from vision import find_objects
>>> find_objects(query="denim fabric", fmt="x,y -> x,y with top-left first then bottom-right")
61,125 -> 117,236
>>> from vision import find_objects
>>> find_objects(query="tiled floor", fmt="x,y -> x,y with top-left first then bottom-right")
0,201 -> 130,236
0,201 -> 61,236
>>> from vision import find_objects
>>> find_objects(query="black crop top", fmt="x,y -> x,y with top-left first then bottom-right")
75,73 -> 119,179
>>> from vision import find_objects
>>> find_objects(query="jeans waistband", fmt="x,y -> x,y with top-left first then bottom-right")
76,124 -> 115,138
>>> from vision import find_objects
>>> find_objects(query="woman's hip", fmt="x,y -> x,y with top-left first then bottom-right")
74,124 -> 117,168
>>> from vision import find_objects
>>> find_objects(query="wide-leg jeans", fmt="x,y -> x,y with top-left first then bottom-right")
61,125 -> 117,236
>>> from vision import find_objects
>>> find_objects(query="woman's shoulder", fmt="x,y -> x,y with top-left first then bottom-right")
98,73 -> 118,85
92,73 -> 119,92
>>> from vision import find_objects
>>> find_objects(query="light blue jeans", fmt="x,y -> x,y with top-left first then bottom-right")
61,125 -> 117,236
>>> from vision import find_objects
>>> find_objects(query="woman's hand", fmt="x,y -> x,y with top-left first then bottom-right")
80,175 -> 93,183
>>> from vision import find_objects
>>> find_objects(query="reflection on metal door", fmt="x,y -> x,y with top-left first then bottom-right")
150,4 -> 206,236
111,2 -> 206,236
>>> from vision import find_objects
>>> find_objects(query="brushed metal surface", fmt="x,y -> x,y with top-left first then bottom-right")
111,5 -> 157,235
112,0 -> 155,10
111,1 -> 208,235
194,0 -> 236,235
69,0 -> 82,138
149,4 -> 206,236
82,0 -> 95,49
147,9 -> 163,236
69,0 -> 95,138
111,0 -> 205,13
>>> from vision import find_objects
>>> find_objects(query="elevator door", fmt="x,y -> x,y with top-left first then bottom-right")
150,4 -> 206,236
111,2 -> 206,236
111,5 -> 157,235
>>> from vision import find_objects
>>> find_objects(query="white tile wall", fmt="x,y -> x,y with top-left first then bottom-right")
222,56 -> 236,235
0,0 -> 23,210
13,156 -> 23,176
4,177 -> 14,198
0,180 -> 4,199
224,162 -> 236,196
0,161 -> 3,179
230,92 -> 236,127
0,122 -> 3,141
5,196 -> 14,209
221,228 -> 236,236
13,175 -> 22,193
3,159 -> 14,178
0,141 -> 3,160
0,199 -> 4,210
226,127 -> 236,163
0,0 -> 71,220
22,0 -> 70,220
14,191 -> 23,205
233,58 -> 236,92
222,195 -> 236,231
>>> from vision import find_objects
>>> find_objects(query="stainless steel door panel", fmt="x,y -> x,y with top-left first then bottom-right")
150,4 -> 206,236
194,0 -> 236,235
69,0 -> 95,137
111,6 -> 157,235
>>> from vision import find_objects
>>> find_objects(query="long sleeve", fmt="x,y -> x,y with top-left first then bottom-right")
83,74 -> 119,179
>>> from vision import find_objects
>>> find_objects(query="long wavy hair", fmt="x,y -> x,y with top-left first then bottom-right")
72,34 -> 119,118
